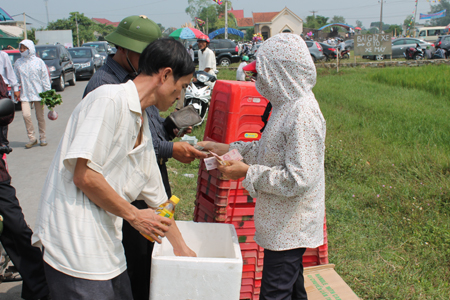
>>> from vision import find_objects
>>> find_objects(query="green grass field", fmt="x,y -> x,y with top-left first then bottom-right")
167,65 -> 450,299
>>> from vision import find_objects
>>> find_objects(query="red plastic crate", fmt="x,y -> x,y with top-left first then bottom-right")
195,193 -> 255,222
199,168 -> 245,190
194,201 -> 255,223
198,179 -> 255,207
204,80 -> 270,144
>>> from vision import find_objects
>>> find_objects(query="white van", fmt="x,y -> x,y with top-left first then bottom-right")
418,26 -> 450,42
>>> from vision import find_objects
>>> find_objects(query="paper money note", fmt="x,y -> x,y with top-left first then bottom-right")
204,149 -> 243,170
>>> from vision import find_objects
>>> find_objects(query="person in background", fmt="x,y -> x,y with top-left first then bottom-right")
197,34 -> 216,77
198,33 -> 326,300
32,38 -> 196,300
14,40 -> 51,149
338,38 -> 346,57
0,50 -> 20,152
189,44 -> 194,61
236,56 -> 249,81
83,16 -> 205,300
0,99 -> 50,300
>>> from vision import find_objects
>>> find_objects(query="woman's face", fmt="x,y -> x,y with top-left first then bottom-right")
19,44 -> 29,53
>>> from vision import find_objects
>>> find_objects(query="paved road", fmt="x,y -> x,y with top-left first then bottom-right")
0,80 -> 88,299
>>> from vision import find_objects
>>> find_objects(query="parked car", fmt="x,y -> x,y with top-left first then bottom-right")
3,49 -> 51,109
192,39 -> 241,67
35,44 -> 76,91
82,41 -> 112,65
319,43 -> 338,61
305,41 -> 325,62
435,35 -> 450,55
344,39 -> 354,50
362,38 -> 433,60
68,47 -> 103,79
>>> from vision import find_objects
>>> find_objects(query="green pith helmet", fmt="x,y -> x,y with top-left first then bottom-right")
242,56 -> 249,61
105,15 -> 162,54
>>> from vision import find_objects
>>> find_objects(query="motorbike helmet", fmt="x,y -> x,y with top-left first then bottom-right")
0,98 -> 15,127
242,56 -> 249,61
197,34 -> 210,44
105,15 -> 162,54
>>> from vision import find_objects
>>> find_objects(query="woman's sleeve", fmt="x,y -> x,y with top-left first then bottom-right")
229,140 -> 260,165
242,107 -> 325,198
40,61 -> 51,91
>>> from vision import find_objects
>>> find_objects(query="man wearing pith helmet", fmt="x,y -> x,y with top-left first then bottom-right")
83,15 -> 162,97
83,15 -> 204,300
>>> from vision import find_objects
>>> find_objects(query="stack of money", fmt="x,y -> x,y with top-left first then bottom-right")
204,149 -> 243,171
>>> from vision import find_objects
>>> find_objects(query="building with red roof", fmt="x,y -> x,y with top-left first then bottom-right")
92,18 -> 119,27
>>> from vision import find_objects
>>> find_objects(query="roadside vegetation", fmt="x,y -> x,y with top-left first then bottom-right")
167,65 -> 450,299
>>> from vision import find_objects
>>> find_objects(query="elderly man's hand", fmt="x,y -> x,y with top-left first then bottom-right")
131,208 -> 172,244
217,160 -> 249,180
197,141 -> 230,156
173,142 -> 208,164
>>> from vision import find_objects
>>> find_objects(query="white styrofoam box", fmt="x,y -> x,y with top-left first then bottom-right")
150,221 -> 243,300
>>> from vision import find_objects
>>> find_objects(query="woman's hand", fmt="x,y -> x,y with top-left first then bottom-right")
197,141 -> 230,156
217,160 -> 249,180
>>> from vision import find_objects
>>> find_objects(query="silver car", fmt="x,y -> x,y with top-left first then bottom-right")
391,38 -> 433,58
306,41 -> 325,62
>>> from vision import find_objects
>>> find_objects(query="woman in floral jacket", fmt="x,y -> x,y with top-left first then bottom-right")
199,33 -> 326,300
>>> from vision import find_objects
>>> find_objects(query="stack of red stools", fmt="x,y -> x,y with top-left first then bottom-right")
193,80 -> 328,300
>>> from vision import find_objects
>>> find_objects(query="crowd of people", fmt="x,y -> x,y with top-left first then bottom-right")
0,14 -> 326,300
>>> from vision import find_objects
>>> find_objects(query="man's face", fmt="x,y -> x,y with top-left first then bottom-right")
19,44 -> 28,53
198,41 -> 207,50
126,50 -> 140,74
155,72 -> 192,112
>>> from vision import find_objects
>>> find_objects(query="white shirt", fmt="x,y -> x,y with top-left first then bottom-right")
230,34 -> 326,251
32,80 -> 167,280
236,61 -> 247,81
0,50 -> 19,91
339,42 -> 346,51
198,47 -> 216,77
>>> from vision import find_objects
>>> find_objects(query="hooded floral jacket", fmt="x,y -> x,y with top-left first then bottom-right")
230,33 -> 326,251
14,39 -> 51,102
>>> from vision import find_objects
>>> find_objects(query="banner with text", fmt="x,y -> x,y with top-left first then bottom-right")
354,34 -> 392,57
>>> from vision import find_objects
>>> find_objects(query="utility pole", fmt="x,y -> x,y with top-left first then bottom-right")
379,0 -> 384,34
44,0 -> 49,27
206,17 -> 209,34
23,12 -> 27,39
224,0 -> 228,39
413,0 -> 419,37
310,10 -> 318,18
75,15 -> 80,47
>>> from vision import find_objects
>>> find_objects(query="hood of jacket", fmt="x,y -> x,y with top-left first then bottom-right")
19,39 -> 36,58
255,33 -> 317,107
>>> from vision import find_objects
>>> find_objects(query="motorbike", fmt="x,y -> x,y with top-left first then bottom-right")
340,49 -> 350,59
404,43 -> 424,60
183,70 -> 217,126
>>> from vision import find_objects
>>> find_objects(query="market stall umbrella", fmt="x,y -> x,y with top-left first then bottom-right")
355,27 -> 362,30
169,28 -> 204,40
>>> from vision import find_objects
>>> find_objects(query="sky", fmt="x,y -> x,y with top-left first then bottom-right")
1,0 -> 440,30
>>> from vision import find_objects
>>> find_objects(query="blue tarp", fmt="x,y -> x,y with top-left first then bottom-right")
0,7 -> 13,21
420,9 -> 446,20
318,23 -> 354,31
208,28 -> 244,39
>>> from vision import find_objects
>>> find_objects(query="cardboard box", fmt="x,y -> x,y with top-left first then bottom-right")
304,264 -> 360,300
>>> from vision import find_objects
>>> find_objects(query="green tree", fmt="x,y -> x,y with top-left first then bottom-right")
385,24 -> 402,36
47,12 -> 103,46
22,27 -> 40,44
330,15 -> 346,24
185,0 -> 213,22
304,15 -> 328,29
244,27 -> 254,41
356,20 -> 363,28
429,0 -> 450,26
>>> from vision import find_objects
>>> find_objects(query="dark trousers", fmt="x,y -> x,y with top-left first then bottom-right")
0,125 -> 8,146
121,162 -> 171,300
44,262 -> 133,300
0,180 -> 49,300
260,248 -> 307,300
